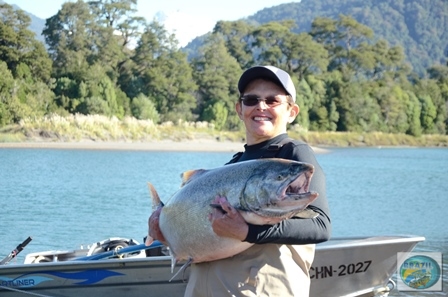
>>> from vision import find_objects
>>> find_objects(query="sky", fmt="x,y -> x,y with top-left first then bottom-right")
5,0 -> 299,46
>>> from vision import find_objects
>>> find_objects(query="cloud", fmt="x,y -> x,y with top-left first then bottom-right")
155,10 -> 215,47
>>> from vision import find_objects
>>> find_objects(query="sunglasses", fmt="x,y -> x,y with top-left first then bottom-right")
240,95 -> 289,107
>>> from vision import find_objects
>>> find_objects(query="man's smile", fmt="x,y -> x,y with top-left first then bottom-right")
253,116 -> 272,121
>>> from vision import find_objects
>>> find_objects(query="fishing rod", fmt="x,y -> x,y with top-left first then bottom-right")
0,236 -> 33,265
74,241 -> 164,261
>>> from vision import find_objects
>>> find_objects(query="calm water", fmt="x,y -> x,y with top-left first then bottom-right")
1,147 -> 447,296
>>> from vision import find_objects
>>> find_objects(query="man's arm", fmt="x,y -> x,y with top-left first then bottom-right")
244,143 -> 331,244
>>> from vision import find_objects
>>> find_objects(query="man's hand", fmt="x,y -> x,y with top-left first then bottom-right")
208,196 -> 248,241
145,207 -> 167,246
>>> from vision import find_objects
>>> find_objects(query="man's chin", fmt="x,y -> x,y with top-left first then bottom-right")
251,127 -> 275,137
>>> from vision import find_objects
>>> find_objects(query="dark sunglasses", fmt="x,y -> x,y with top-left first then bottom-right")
240,95 -> 289,107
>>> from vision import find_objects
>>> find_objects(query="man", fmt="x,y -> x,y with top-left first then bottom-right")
149,65 -> 331,297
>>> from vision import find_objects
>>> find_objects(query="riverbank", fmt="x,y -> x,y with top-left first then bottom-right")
0,140 -> 331,154
1,114 -> 446,151
0,139 -> 244,152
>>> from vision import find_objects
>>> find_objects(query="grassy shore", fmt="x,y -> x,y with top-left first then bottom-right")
0,114 -> 447,150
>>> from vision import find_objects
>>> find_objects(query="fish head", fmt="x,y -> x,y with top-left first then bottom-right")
239,159 -> 318,224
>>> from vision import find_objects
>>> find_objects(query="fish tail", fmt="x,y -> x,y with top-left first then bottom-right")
147,182 -> 164,211
169,258 -> 192,282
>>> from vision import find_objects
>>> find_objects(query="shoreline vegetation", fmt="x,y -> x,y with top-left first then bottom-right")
0,114 -> 447,153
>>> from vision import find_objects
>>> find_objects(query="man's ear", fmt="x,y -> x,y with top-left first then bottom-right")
288,104 -> 300,123
236,101 -> 243,119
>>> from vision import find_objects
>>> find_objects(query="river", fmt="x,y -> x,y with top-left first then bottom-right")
0,147 -> 446,296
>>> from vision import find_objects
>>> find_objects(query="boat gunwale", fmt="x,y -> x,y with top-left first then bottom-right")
0,235 -> 425,270
315,235 -> 425,251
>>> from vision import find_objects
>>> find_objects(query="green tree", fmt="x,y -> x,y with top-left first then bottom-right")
43,0 -> 95,79
287,33 -> 329,81
426,64 -> 448,134
53,77 -> 79,112
249,20 -> 297,69
297,79 -> 317,130
0,61 -> 36,124
311,14 -> 374,76
415,79 -> 446,134
88,0 -> 145,82
376,85 -> 410,133
402,89 -> 422,137
0,61 -> 14,126
73,64 -> 127,117
131,93 -> 159,122
0,3 -> 54,124
0,3 -> 52,83
131,21 -> 197,122
336,81 -> 382,132
43,0 -> 138,117
420,95 -> 437,133
192,34 -> 242,130
213,20 -> 255,69
306,74 -> 338,131
202,102 -> 228,130
428,64 -> 448,82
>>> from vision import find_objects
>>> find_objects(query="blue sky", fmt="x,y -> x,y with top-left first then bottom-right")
5,0 -> 298,46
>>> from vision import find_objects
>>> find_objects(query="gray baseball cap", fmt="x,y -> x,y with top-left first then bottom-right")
238,65 -> 296,102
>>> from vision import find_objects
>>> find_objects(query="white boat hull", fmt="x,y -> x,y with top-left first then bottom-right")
309,236 -> 424,296
0,235 -> 425,297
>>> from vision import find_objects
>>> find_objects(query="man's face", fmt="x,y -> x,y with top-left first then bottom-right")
236,78 -> 299,145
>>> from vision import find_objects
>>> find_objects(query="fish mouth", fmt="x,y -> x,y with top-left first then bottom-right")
240,160 -> 319,220
270,169 -> 318,213
283,170 -> 316,199
246,168 -> 318,221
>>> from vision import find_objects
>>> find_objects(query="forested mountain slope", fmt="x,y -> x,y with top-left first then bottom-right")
6,0 -> 447,76
246,0 -> 447,76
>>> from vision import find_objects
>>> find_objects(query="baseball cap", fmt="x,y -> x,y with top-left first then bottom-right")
238,65 -> 296,102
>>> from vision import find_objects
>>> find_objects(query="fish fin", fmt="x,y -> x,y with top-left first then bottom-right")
294,209 -> 319,219
145,235 -> 154,246
168,248 -> 177,273
147,182 -> 164,211
180,169 -> 207,186
169,258 -> 193,282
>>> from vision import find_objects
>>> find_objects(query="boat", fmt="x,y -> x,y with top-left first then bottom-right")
0,235 -> 425,297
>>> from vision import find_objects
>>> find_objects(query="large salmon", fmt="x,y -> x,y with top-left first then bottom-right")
147,158 -> 318,264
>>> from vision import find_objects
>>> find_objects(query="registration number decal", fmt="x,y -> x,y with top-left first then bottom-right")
310,260 -> 372,279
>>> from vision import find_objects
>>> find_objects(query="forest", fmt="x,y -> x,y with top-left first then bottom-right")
0,0 -> 447,138
245,0 -> 447,76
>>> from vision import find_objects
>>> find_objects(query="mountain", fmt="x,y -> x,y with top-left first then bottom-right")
184,0 -> 446,76
244,0 -> 447,75
25,12 -> 46,43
